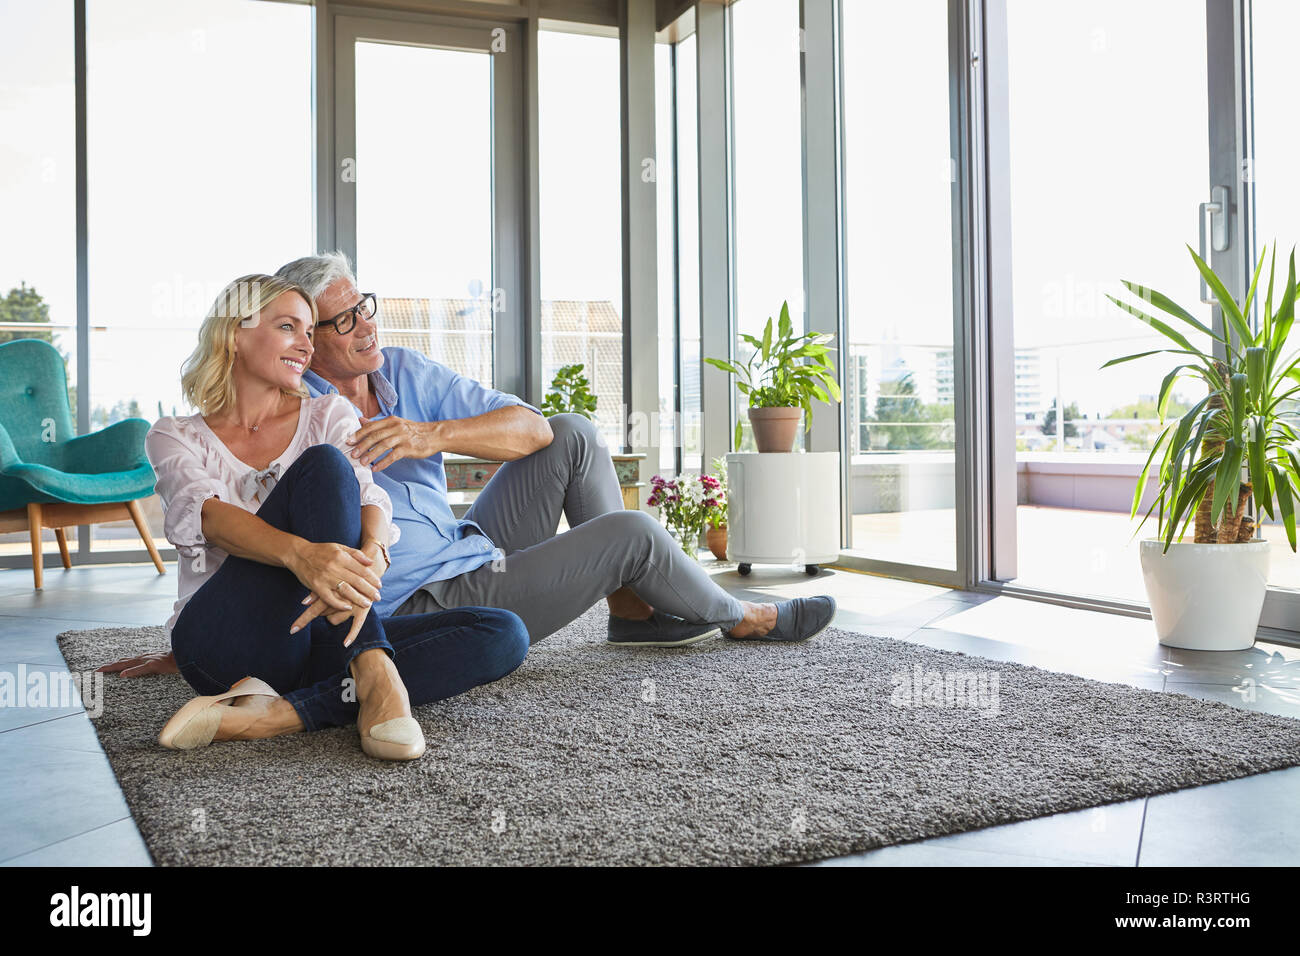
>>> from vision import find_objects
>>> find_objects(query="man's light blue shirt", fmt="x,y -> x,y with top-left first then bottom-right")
302,347 -> 542,616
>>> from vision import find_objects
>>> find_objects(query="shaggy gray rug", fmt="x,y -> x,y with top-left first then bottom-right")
58,606 -> 1300,866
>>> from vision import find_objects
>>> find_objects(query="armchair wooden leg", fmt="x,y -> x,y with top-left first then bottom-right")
126,498 -> 165,575
54,527 -> 72,569
27,502 -> 43,590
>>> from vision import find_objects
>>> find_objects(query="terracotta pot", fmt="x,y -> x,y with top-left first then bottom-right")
706,525 -> 728,560
748,405 -> 802,453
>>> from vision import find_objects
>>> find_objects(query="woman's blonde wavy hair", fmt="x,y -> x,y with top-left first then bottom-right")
180,273 -> 317,417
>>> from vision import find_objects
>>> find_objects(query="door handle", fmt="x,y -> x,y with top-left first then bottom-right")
1199,185 -> 1230,304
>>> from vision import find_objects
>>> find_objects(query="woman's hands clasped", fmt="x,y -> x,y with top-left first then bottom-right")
287,539 -> 384,646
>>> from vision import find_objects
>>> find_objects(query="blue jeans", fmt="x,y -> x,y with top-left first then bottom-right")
171,444 -> 529,731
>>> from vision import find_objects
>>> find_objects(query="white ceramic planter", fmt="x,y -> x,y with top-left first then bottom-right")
1138,539 -> 1270,650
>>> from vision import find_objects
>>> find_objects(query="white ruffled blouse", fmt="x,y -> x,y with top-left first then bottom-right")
145,394 -> 397,634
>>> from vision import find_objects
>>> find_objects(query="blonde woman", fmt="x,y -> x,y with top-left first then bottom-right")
145,274 -> 527,760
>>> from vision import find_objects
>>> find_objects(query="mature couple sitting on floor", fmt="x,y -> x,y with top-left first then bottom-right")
99,253 -> 836,761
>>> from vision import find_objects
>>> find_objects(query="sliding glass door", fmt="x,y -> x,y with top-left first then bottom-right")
329,13 -> 526,398
840,0 -> 961,575
832,0 -> 1274,613
729,0 -> 806,454
999,0 -> 1213,602
982,0 -> 1300,633
537,28 -> 624,450
1243,0 -> 1300,628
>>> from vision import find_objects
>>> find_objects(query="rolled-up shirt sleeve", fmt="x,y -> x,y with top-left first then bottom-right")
144,421 -> 226,558
319,395 -> 400,546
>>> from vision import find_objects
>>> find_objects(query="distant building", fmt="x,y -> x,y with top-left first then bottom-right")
1014,348 -> 1042,421
935,349 -> 954,406
380,296 -> 624,444
377,307 -> 1046,458
538,300 -> 624,422
379,297 -> 495,384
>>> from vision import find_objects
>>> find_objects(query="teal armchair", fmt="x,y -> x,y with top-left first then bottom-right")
0,338 -> 164,587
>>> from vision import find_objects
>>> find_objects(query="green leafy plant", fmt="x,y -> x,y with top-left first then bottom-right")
1105,242 -> 1300,552
705,301 -> 842,450
704,456 -> 729,529
540,363 -> 597,419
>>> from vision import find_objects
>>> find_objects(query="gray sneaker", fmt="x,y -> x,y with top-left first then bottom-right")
728,595 -> 836,643
607,611 -> 722,648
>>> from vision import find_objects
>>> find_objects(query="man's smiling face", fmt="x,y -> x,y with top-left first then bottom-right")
310,277 -> 383,382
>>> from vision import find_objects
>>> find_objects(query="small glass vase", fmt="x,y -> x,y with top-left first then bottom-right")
673,527 -> 701,560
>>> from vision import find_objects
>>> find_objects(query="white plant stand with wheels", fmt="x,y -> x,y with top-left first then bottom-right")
725,452 -> 840,576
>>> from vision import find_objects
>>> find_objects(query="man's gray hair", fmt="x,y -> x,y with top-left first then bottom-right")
275,251 -> 357,302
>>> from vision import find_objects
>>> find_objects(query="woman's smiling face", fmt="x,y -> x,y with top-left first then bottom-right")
232,289 -> 315,391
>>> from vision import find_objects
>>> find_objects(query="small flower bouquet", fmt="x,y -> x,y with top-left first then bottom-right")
647,472 -> 726,558
703,457 -> 728,530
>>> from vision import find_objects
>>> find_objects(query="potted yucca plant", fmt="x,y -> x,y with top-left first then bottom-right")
1106,243 -> 1300,650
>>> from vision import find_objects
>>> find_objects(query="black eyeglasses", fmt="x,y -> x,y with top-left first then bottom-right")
319,292 -> 378,335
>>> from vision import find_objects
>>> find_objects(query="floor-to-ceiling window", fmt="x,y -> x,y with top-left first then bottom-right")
1245,0 -> 1300,593
728,0 -> 804,453
85,0 -> 313,548
0,0 -> 76,558
1003,0 -> 1211,601
655,38 -> 678,474
330,12 -> 522,409
655,25 -> 702,477
538,27 -> 624,450
354,40 -> 493,385
676,33 -> 702,473
841,0 -> 958,572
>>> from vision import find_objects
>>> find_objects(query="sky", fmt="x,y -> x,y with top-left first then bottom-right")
730,0 -> 805,341
1003,0 -> 1212,419
355,41 -> 493,304
839,0 -> 1228,421
1,0 -> 313,420
1247,0 -> 1300,284
353,32 -> 624,314
3,0 -> 1298,430
0,0 -> 624,421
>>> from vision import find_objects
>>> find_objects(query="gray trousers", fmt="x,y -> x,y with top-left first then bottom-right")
394,413 -> 745,643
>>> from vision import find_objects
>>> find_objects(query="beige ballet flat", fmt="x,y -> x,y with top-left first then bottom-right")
158,676 -> 279,750
360,716 -> 426,761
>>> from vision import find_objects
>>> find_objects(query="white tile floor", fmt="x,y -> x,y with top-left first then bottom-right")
1,559 -> 1297,867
